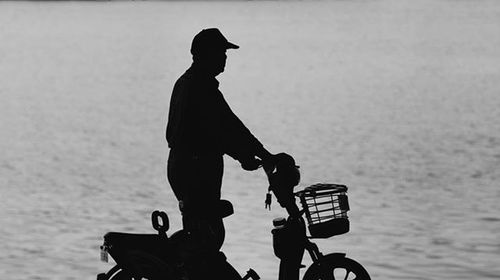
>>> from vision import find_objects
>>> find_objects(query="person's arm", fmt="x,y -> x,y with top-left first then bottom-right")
217,92 -> 272,168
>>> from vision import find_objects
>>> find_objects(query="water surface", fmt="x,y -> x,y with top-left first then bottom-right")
1,0 -> 499,279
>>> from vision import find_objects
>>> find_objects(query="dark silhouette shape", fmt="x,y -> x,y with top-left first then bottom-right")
96,29 -> 371,280
166,28 -> 273,213
165,28 -> 273,279
96,179 -> 371,280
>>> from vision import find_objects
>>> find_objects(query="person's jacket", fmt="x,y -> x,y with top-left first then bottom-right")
166,64 -> 264,161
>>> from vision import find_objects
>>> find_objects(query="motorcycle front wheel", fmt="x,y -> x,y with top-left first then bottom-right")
302,254 -> 371,280
97,266 -> 157,280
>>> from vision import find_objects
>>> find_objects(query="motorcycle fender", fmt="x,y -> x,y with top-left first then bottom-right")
321,253 -> 346,260
303,253 -> 347,278
316,253 -> 347,266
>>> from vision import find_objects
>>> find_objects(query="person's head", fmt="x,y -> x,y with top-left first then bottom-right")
190,28 -> 239,76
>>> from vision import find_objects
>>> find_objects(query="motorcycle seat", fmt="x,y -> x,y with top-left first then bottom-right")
104,232 -> 168,250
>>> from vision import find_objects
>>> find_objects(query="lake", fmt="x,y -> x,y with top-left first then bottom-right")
1,0 -> 499,279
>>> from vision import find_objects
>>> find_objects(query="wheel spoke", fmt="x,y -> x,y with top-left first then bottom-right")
304,256 -> 370,280
343,270 -> 350,280
350,271 -> 362,280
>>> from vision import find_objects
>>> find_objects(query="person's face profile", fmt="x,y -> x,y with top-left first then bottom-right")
211,49 -> 227,75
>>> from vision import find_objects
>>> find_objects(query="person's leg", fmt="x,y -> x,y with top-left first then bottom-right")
181,216 -> 225,254
188,251 -> 242,280
168,153 -> 238,278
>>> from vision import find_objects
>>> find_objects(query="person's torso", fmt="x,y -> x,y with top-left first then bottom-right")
167,67 -> 226,155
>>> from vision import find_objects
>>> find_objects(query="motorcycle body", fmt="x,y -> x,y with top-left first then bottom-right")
99,231 -> 177,279
97,154 -> 371,280
98,206 -> 241,280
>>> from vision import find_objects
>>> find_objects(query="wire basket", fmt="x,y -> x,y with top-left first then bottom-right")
297,183 -> 350,238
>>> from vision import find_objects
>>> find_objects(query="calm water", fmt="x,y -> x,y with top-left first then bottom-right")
1,0 -> 499,279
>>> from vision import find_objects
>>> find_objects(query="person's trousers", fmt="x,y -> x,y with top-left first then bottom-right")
167,149 -> 241,279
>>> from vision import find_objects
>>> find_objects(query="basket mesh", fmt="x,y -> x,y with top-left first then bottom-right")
297,183 -> 350,238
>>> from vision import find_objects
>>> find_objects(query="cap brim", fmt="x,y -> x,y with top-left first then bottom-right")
226,42 -> 239,49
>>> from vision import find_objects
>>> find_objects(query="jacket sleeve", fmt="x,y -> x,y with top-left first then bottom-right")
218,93 -> 265,161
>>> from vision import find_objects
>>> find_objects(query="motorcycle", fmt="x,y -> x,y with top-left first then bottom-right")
97,153 -> 371,280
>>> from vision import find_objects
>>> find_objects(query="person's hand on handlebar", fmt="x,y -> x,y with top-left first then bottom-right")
262,155 -> 276,176
240,154 -> 277,174
240,156 -> 262,171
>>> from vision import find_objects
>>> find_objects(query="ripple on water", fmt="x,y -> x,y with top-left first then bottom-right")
479,216 -> 500,222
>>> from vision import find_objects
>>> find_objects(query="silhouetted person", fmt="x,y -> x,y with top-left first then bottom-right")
166,28 -> 273,279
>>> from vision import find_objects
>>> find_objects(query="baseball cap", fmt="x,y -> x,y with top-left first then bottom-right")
190,28 -> 239,55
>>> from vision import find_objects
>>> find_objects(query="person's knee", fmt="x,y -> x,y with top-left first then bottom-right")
183,216 -> 225,253
189,252 -> 242,280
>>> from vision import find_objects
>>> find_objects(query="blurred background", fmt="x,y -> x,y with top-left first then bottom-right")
1,0 -> 499,279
